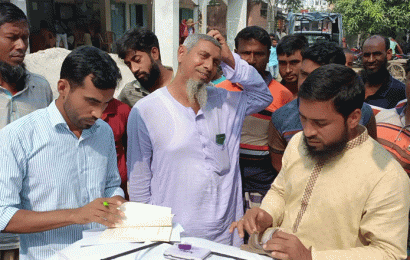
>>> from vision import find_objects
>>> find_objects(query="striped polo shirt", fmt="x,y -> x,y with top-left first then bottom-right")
216,75 -> 293,157
376,104 -> 410,174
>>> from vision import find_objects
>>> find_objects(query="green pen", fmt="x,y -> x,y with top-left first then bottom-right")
103,201 -> 109,207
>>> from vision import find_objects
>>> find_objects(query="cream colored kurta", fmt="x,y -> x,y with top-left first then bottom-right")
260,128 -> 410,259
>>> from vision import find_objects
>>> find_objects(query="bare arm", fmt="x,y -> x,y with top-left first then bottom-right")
365,113 -> 377,140
3,196 -> 125,234
270,151 -> 283,173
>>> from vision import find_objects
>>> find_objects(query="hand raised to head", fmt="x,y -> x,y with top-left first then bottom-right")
207,29 -> 235,69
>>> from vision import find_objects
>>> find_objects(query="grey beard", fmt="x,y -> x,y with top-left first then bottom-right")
186,78 -> 208,108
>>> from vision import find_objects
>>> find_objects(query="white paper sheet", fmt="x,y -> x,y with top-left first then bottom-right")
99,202 -> 175,243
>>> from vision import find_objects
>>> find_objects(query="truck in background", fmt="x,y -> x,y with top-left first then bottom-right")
287,12 -> 343,47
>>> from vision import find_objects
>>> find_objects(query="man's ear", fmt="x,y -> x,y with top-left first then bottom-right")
177,45 -> 187,63
150,47 -> 160,61
57,79 -> 70,99
347,108 -> 361,130
386,48 -> 393,60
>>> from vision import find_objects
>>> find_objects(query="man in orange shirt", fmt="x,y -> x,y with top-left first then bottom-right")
216,26 -> 293,211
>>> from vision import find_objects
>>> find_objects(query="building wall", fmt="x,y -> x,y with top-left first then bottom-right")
247,1 -> 267,29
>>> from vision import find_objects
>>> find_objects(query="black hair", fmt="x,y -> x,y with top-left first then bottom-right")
302,41 -> 346,66
60,46 -> 121,90
406,59 -> 410,74
116,27 -> 160,60
269,33 -> 279,42
298,64 -> 364,119
0,3 -> 27,27
234,26 -> 271,53
276,34 -> 308,56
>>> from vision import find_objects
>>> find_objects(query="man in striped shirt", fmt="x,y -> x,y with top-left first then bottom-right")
0,46 -> 125,260
216,26 -> 293,210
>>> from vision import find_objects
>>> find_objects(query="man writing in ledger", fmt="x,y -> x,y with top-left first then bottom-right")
0,46 -> 125,260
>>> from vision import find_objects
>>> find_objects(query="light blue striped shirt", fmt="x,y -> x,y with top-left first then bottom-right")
0,101 -> 124,260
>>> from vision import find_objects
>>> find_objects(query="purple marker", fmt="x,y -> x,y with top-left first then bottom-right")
178,244 -> 192,251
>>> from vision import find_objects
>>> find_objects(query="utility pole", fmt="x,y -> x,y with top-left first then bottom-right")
267,0 -> 277,34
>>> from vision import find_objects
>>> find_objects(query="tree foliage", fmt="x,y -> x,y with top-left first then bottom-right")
332,0 -> 410,37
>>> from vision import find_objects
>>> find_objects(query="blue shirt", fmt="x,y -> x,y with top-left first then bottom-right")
269,99 -> 374,150
269,46 -> 278,67
0,101 -> 124,260
364,75 -> 406,109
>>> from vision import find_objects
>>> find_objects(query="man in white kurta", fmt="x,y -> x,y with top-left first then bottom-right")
127,31 -> 272,246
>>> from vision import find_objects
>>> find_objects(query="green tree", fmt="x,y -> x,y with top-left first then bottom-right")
331,0 -> 410,37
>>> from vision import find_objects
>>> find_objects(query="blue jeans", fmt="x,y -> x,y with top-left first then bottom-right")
269,65 -> 279,79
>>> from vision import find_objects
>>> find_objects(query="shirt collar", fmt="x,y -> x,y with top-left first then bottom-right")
132,80 -> 151,95
345,125 -> 369,150
369,75 -> 392,98
47,100 -> 100,135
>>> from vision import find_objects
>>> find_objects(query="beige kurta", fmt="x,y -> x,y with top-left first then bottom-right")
260,128 -> 410,259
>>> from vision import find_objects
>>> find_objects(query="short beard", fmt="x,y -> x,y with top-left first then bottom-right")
362,58 -> 389,85
136,57 -> 161,92
303,124 -> 349,162
0,61 -> 27,92
186,78 -> 208,108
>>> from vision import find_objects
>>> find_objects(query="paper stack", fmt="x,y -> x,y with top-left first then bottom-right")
99,202 -> 174,243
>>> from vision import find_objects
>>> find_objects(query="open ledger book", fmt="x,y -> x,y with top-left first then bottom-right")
99,202 -> 174,242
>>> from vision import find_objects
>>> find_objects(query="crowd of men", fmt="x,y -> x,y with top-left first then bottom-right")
0,3 -> 410,260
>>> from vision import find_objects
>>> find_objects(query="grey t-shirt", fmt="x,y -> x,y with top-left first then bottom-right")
117,80 -> 150,108
0,71 -> 53,129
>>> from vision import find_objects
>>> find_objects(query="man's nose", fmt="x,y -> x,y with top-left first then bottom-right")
286,63 -> 292,73
368,54 -> 375,62
203,58 -> 213,71
247,53 -> 256,65
130,62 -> 140,74
303,121 -> 317,138
15,38 -> 27,51
91,107 -> 104,119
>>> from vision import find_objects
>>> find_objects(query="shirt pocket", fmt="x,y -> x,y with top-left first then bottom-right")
209,141 -> 231,176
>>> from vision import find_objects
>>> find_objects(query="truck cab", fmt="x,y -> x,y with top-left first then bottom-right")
287,12 -> 343,47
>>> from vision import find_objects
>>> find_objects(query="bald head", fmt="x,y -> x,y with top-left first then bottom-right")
363,35 -> 390,51
362,35 -> 391,76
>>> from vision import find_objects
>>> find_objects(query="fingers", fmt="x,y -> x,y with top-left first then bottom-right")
229,221 -> 238,233
207,29 -> 226,45
270,251 -> 289,260
105,196 -> 126,205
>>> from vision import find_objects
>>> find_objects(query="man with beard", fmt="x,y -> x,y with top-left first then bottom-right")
0,3 -> 52,259
127,30 -> 272,246
361,35 -> 406,113
268,41 -> 377,174
230,64 -> 410,260
116,28 -> 173,107
0,46 -> 125,260
0,3 -> 52,129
